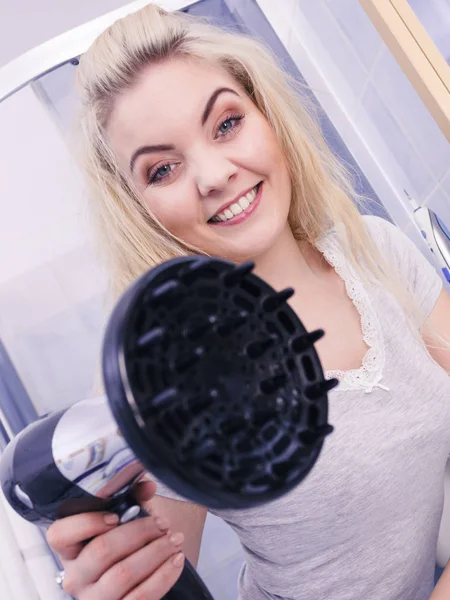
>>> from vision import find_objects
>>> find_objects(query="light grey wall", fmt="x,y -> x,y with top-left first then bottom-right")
308,0 -> 450,217
258,0 -> 450,245
408,0 -> 450,62
0,84 -> 108,416
312,0 -> 449,220
0,0 -> 132,68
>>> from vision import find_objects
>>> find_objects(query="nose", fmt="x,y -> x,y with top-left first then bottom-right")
194,150 -> 238,198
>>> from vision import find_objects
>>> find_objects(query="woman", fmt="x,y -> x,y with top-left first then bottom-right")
47,4 -> 450,599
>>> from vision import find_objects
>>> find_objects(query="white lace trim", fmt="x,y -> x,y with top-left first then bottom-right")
315,230 -> 388,393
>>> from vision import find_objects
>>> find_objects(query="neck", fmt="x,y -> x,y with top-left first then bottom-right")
252,224 -> 327,293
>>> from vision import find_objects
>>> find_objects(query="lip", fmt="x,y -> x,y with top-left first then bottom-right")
208,182 -> 262,227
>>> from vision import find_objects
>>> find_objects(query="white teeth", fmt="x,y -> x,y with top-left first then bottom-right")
246,189 -> 257,202
239,196 -> 250,210
210,184 -> 260,223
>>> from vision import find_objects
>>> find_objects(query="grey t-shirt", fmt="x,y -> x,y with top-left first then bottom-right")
154,215 -> 450,600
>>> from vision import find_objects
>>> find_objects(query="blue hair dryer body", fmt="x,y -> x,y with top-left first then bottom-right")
0,396 -> 212,599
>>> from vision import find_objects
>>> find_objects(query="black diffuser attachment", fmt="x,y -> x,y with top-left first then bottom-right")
103,256 -> 336,510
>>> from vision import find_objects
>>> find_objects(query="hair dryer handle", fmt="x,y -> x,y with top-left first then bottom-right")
168,560 -> 213,600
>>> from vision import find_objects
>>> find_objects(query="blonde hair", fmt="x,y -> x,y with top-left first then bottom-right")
75,2 -> 447,354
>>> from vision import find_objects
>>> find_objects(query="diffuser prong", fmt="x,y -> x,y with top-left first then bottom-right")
223,261 -> 255,286
304,379 -> 339,400
150,280 -> 181,302
260,373 -> 287,395
261,288 -> 295,312
152,387 -> 178,408
290,330 -> 325,353
246,336 -> 277,359
137,326 -> 166,348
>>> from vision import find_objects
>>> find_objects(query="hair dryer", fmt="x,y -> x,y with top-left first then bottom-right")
0,256 -> 336,599
405,190 -> 450,283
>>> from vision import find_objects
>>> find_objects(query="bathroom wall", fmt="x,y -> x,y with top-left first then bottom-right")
0,0 -> 198,68
408,0 -> 450,62
256,0 -> 450,247
0,0 -> 131,68
0,84 -> 108,416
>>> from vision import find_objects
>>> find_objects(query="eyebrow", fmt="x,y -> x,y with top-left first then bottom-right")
129,87 -> 240,173
130,144 -> 175,173
201,87 -> 239,125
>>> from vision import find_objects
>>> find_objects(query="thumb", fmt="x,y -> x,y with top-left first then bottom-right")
133,476 -> 157,506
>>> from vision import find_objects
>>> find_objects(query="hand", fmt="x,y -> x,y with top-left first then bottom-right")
46,479 -> 185,600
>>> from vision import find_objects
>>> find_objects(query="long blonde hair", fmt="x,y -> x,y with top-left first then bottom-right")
75,2 -> 441,347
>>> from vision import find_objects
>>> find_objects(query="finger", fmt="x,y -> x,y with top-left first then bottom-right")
136,472 -> 157,488
122,553 -> 185,600
46,512 -> 120,561
74,515 -> 172,585
132,479 -> 157,506
96,537 -> 185,600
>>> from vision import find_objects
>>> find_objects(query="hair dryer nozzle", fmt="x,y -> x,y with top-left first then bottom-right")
102,256 -> 335,510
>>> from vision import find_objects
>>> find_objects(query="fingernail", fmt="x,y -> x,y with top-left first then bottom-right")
104,513 -> 119,525
169,532 -> 184,546
154,517 -> 170,531
172,552 -> 184,567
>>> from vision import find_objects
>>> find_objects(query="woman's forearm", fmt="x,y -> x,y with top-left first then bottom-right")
430,562 -> 450,599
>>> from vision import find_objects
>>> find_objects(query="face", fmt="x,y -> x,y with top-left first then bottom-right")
107,57 -> 292,262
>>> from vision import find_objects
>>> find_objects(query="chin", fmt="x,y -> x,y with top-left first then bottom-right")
214,223 -> 286,263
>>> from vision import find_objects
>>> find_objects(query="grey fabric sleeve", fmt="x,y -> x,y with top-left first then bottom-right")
362,215 -> 443,321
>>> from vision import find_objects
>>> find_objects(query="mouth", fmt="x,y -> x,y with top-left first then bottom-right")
207,182 -> 262,226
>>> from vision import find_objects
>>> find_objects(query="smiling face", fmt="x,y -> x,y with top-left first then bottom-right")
106,56 -> 292,262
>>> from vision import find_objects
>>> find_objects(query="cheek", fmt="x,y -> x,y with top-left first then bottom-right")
264,132 -> 291,188
142,193 -> 198,238
266,134 -> 288,171
247,119 -> 288,174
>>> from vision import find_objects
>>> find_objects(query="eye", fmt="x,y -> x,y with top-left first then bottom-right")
147,163 -> 178,185
215,113 -> 245,139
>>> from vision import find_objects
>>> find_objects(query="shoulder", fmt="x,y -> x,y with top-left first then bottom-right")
359,214 -> 423,270
358,215 -> 443,318
359,214 -> 403,247
320,214 -> 407,266
321,214 -> 438,286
